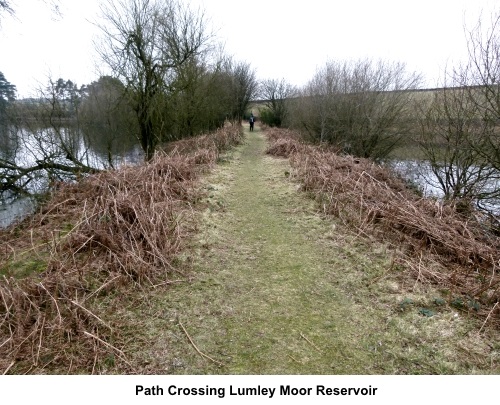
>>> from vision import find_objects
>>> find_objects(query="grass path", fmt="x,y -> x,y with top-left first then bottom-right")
135,125 -> 497,374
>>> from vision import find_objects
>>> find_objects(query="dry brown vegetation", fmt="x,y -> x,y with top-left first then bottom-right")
0,125 -> 243,374
265,127 -> 500,328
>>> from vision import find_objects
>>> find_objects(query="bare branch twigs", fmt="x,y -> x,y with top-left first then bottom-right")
178,319 -> 225,367
300,332 -> 323,353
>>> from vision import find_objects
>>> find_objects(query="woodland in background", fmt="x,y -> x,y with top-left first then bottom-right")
1,0 -> 258,199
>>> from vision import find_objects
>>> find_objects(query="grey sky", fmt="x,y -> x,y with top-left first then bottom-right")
0,0 -> 498,97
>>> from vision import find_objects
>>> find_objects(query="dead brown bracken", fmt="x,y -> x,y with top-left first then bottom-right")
265,127 -> 500,327
0,125 -> 243,374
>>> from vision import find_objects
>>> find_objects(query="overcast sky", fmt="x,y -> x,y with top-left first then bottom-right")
0,0 -> 499,97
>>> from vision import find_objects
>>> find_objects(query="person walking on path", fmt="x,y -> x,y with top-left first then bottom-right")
249,113 -> 255,132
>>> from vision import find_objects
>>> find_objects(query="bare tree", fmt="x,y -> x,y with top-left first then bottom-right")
80,76 -> 139,168
0,1 -> 14,17
289,63 -> 343,143
417,84 -> 499,213
1,78 -> 99,198
0,0 -> 61,22
412,11 -> 500,217
224,59 -> 258,124
458,11 -> 500,172
290,59 -> 421,159
95,0 -> 211,160
161,53 -> 233,138
259,78 -> 296,127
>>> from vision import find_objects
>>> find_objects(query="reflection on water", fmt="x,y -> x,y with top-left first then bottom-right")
388,160 -> 444,197
388,159 -> 500,214
0,196 -> 35,228
1,125 -> 143,228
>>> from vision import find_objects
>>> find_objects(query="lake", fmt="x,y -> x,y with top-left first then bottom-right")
387,159 -> 500,214
0,125 -> 143,227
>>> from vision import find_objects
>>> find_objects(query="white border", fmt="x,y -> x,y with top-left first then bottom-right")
1,375 -> 499,404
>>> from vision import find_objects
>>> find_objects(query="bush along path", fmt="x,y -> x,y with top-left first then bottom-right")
138,124 -> 499,374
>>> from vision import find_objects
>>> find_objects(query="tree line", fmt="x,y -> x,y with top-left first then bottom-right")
0,0 -> 259,198
2,0 -> 500,217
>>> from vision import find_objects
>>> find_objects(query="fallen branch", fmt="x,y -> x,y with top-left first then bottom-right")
83,331 -> 131,367
300,332 -> 322,353
178,319 -> 225,367
479,302 -> 499,334
70,300 -> 112,330
2,361 -> 15,375
287,354 -> 302,364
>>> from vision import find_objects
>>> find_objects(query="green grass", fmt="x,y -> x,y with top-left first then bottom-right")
124,125 -> 499,374
389,143 -> 428,160
0,221 -> 75,279
0,257 -> 47,278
